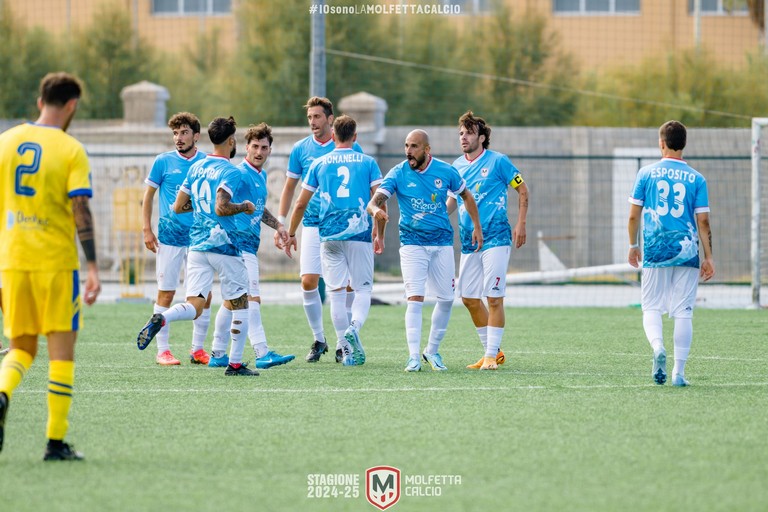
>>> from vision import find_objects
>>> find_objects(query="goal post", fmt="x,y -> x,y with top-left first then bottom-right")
751,118 -> 768,309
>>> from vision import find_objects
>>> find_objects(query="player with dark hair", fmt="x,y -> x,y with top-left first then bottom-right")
208,123 -> 295,369
275,97 -> 364,363
447,111 -> 529,370
628,120 -> 715,387
0,72 -> 101,460
137,117 -> 259,376
287,115 -> 383,366
142,112 -> 212,366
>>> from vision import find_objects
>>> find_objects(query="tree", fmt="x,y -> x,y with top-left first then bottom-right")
467,3 -> 578,126
228,0 -> 310,126
0,4 -> 60,119
69,3 -> 158,119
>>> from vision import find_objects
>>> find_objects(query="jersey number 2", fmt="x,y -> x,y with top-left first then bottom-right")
15,142 -> 42,196
336,166 -> 350,198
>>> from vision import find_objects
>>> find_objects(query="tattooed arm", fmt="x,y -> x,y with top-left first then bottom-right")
72,195 -> 101,305
215,188 -> 255,217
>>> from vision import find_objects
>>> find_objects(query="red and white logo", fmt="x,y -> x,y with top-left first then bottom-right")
434,178 -> 443,189
366,466 -> 401,510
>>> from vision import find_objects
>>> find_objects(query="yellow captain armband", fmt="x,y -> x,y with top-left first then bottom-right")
511,174 -> 525,189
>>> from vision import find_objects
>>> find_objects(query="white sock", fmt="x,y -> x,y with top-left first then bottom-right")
228,309 -> 249,364
673,317 -> 692,376
405,301 -> 423,358
154,304 -> 170,353
476,326 -> 488,351
163,302 -> 198,323
486,326 -> 504,358
328,289 -> 349,347
191,307 -> 210,351
350,289 -> 371,331
425,300 -> 452,355
346,290 -> 355,324
303,287 -> 325,341
248,302 -> 268,357
211,306 -> 232,357
642,311 -> 665,353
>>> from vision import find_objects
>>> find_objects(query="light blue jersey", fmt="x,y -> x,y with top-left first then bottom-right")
232,159 -> 268,255
180,154 -> 245,256
452,149 -> 523,254
630,157 -> 710,268
303,148 -> 382,242
145,149 -> 206,246
378,156 -> 466,247
287,135 -> 363,228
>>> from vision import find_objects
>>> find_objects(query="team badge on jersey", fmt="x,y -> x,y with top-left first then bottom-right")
481,168 -> 489,177
434,178 -> 443,188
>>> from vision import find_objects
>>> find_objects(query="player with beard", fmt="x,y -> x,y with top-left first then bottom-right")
142,113 -> 212,366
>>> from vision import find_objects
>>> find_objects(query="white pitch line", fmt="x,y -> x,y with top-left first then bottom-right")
14,382 -> 768,395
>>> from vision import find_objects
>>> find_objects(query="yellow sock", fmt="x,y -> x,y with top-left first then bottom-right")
46,360 -> 75,441
0,349 -> 34,399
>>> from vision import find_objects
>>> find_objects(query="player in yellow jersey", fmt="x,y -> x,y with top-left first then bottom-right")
0,72 -> 101,461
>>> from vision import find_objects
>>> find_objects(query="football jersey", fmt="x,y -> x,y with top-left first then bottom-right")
302,148 -> 382,242
232,159 -> 268,255
0,122 -> 92,271
629,157 -> 710,268
181,154 -> 244,256
452,149 -> 524,254
145,149 -> 206,246
378,156 -> 466,247
287,135 -> 363,228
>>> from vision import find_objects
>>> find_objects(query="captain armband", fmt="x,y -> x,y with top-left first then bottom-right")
511,175 -> 525,189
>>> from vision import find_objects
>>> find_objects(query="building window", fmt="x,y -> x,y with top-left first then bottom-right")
152,0 -> 231,15
554,0 -> 640,14
687,0 -> 748,15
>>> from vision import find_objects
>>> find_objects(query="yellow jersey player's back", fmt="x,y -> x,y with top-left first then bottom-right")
0,72 -> 100,462
0,122 -> 91,272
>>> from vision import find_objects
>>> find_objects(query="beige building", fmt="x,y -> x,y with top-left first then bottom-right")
3,0 -> 763,71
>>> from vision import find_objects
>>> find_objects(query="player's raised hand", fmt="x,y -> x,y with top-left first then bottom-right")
143,228 -> 159,253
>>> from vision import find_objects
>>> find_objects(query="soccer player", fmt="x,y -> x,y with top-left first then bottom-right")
447,111 -> 529,370
367,130 -> 483,372
142,112 -> 212,366
275,97 -> 364,363
0,72 -> 101,460
137,117 -> 258,376
208,123 -> 295,369
628,120 -> 715,387
287,115 -> 383,366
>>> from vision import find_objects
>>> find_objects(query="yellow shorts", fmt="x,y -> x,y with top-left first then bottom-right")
1,269 -> 82,338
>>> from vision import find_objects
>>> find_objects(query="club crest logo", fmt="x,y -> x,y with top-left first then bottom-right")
366,466 -> 401,510
480,168 -> 489,177
434,178 -> 443,189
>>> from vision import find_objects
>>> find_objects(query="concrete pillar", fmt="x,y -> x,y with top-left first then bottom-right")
120,81 -> 170,127
338,92 -> 388,146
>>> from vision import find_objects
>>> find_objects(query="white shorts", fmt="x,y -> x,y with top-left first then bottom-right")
321,240 -> 373,291
641,266 -> 699,319
185,251 -> 248,301
399,245 -> 455,300
156,244 -> 187,291
458,246 -> 510,299
243,251 -> 261,298
299,226 -> 322,277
